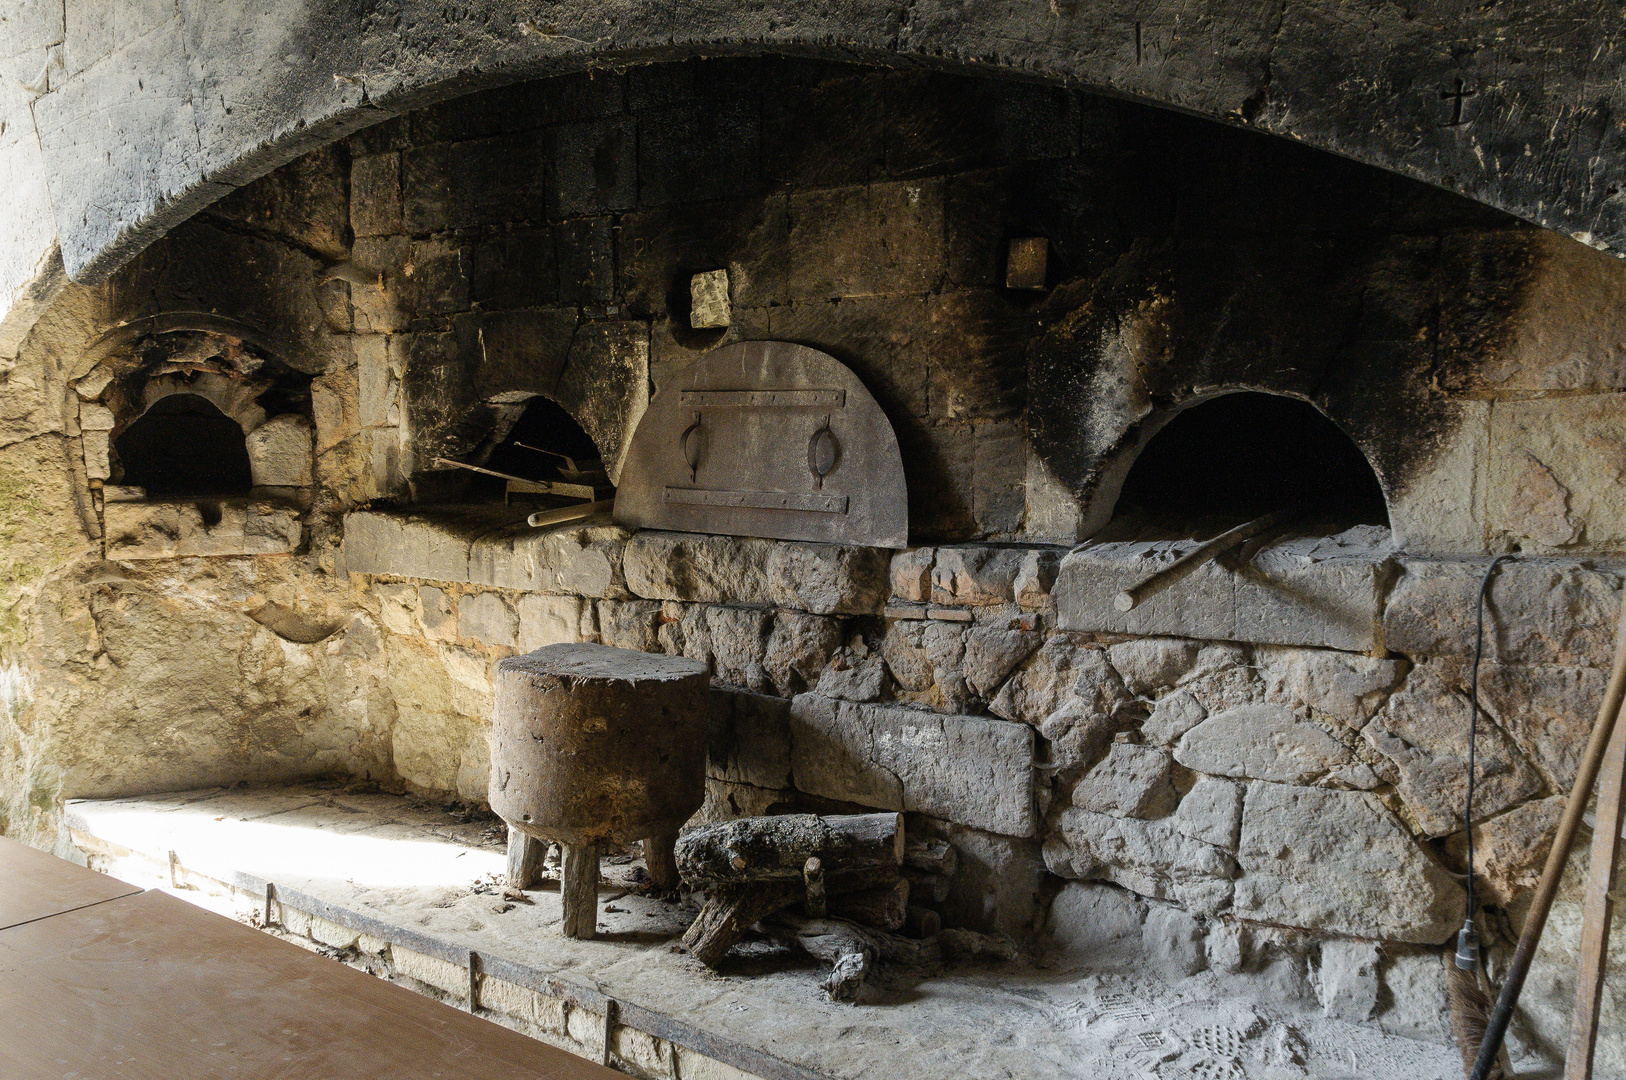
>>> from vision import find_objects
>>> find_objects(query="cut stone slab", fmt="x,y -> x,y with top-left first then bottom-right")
1055,529 -> 1389,651
765,542 -> 889,615
707,686 -> 793,790
1174,702 -> 1355,785
789,695 -> 1036,837
1233,781 -> 1465,943
342,508 -> 529,583
1383,555 -> 1624,666
105,500 -> 301,559
1044,807 -> 1238,915
622,530 -> 774,606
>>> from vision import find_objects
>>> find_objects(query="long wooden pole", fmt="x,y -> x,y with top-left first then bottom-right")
1563,714 -> 1626,1079
1113,509 -> 1298,612
1470,597 -> 1626,1080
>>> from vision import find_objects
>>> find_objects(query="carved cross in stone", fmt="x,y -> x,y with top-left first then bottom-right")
1440,77 -> 1477,128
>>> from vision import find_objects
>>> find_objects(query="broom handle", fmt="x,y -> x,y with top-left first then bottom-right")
1470,594 -> 1626,1080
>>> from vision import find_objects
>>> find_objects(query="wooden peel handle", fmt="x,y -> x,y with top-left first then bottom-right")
1471,592 -> 1626,1080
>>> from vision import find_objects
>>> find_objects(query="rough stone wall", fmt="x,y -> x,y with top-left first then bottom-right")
0,56 -> 1622,1070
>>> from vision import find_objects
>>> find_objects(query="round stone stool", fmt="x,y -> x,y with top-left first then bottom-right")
490,642 -> 709,938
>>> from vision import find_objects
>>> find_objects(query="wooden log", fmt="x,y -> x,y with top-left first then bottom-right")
777,919 -> 875,1002
560,843 -> 600,940
506,827 -> 547,890
675,813 -> 903,884
829,877 -> 909,931
940,927 -> 1018,962
643,830 -> 681,893
904,905 -> 942,939
803,857 -> 826,918
901,866 -> 950,904
682,884 -> 801,967
903,838 -> 958,876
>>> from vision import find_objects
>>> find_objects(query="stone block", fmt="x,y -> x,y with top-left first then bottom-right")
1487,394 -> 1626,552
889,548 -> 933,602
246,414 -> 314,487
1441,795 -> 1563,907
74,365 -> 114,400
549,117 -> 636,217
1144,903 -> 1207,978
1383,555 -> 1624,667
416,586 -> 457,642
1043,807 -> 1237,915
556,217 -> 615,307
988,637 -> 1128,726
1142,689 -> 1207,747
706,685 -> 793,789
374,583 -> 417,636
1107,638 -> 1201,696
81,428 -> 110,479
789,695 -> 1036,837
690,269 -> 731,328
783,179 -> 946,299
766,542 -> 889,615
516,593 -> 592,652
1363,662 -> 1543,836
1471,662 -> 1604,790
1057,540 -> 1236,640
1174,703 -> 1355,786
1056,529 -> 1388,651
972,420 -> 1026,534
913,816 -> 1044,939
1072,743 -> 1181,819
342,511 -> 476,582
104,501 -> 301,559
1233,781 -> 1464,943
814,641 -> 891,702
350,153 -> 400,238
622,531 -> 773,605
762,611 -> 843,696
1313,940 -> 1381,1022
1013,548 -> 1060,609
1046,881 -> 1147,971
401,132 -> 549,232
459,591 -> 517,649
1253,645 -> 1404,728
1172,776 -> 1242,850
961,624 -> 1043,697
1232,530 -> 1392,653
595,599 -> 663,654
930,545 -> 1026,606
78,403 -> 115,430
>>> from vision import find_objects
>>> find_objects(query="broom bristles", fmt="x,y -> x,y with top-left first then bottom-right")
1447,961 -> 1508,1080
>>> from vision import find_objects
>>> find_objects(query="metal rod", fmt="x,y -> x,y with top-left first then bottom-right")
513,442 -> 579,473
432,457 -> 540,486
1469,594 -> 1626,1080
1113,509 -> 1298,612
527,499 -> 615,529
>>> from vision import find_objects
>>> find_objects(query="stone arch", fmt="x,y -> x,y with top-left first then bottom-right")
12,2 -> 1626,329
1086,389 -> 1391,532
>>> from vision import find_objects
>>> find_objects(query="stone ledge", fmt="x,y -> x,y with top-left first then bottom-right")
1054,528 -> 1393,652
788,694 -> 1037,838
105,499 -> 302,559
1383,555 -> 1625,665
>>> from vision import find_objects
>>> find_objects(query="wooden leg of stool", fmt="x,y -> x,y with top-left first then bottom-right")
560,843 -> 600,939
643,830 -> 681,892
505,827 -> 546,890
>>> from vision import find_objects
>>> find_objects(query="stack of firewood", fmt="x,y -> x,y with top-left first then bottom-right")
675,812 -> 1014,1001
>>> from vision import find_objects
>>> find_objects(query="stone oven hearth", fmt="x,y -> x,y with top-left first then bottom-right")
3,36 -> 1625,1080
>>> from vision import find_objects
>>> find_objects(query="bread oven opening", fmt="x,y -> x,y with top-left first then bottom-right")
1109,391 -> 1388,537
436,395 -> 610,509
115,394 -> 253,498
